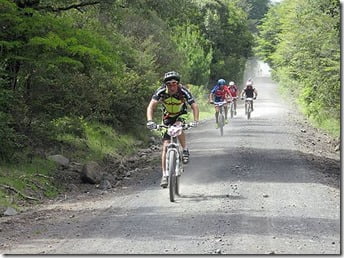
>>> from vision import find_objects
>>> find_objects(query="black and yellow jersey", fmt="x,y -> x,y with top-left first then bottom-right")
151,84 -> 195,117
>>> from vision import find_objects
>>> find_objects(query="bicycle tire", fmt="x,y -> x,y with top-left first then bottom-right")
168,150 -> 177,202
247,102 -> 251,119
219,113 -> 224,136
175,174 -> 180,196
230,103 -> 234,118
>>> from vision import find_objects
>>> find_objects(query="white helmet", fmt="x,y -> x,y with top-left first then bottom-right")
229,81 -> 235,86
246,80 -> 253,86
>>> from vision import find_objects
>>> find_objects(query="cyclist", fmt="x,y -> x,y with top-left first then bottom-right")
146,71 -> 199,188
241,80 -> 258,112
209,79 -> 231,128
228,81 -> 239,115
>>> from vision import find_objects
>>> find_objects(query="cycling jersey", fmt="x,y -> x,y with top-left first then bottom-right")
228,85 -> 238,97
243,87 -> 256,98
210,85 -> 230,102
151,84 -> 195,118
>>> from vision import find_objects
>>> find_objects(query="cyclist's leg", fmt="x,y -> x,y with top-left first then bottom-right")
234,98 -> 237,113
175,114 -> 190,162
160,137 -> 170,187
215,106 -> 219,123
251,100 -> 254,111
224,104 -> 228,120
160,115 -> 176,187
175,115 -> 187,149
161,139 -> 169,176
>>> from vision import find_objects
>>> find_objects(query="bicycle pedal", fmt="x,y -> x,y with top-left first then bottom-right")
182,158 -> 189,164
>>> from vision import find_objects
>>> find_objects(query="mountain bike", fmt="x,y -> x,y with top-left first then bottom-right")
155,123 -> 193,202
243,97 -> 254,119
228,98 -> 236,119
213,101 -> 226,136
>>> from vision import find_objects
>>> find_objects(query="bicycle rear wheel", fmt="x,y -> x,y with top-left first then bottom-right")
168,150 -> 177,202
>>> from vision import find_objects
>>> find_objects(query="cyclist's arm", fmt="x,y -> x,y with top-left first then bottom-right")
146,99 -> 159,121
190,102 -> 199,122
240,89 -> 245,98
254,89 -> 258,98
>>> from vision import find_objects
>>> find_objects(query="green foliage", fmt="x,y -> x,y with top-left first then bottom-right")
53,117 -> 137,161
171,24 -> 213,86
187,84 -> 213,120
198,0 -> 254,84
255,0 -> 340,137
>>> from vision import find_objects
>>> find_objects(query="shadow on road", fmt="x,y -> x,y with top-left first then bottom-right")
182,147 -> 340,190
179,193 -> 246,202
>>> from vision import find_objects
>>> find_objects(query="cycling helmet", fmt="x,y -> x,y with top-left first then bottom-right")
163,71 -> 180,83
217,79 -> 226,85
246,80 -> 253,86
229,81 -> 235,86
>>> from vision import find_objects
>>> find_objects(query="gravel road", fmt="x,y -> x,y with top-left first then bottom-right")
0,77 -> 340,255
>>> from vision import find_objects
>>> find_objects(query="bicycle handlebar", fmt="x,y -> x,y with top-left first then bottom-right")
156,123 -> 194,130
210,101 -> 227,106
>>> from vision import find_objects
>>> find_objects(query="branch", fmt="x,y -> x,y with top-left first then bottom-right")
37,1 -> 101,13
34,173 -> 54,179
0,184 -> 39,201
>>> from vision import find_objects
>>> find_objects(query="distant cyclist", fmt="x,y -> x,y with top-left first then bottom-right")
228,81 -> 239,115
241,80 -> 258,112
209,79 -> 231,128
146,71 -> 199,188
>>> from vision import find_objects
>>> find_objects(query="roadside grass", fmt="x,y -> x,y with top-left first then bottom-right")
0,158 -> 58,208
277,80 -> 340,138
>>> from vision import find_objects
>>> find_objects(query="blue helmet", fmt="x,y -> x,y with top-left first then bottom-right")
217,79 -> 226,86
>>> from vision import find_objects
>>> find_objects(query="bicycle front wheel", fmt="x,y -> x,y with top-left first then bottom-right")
230,103 -> 234,118
219,113 -> 224,136
248,102 -> 252,119
168,150 -> 177,202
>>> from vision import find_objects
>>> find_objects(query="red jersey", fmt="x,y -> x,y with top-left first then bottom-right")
228,84 -> 238,97
211,85 -> 231,102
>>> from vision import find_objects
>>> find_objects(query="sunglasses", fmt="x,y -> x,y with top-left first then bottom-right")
166,81 -> 178,86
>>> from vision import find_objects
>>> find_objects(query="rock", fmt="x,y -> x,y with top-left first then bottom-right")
80,161 -> 104,184
47,154 -> 69,168
99,179 -> 112,190
4,207 -> 17,216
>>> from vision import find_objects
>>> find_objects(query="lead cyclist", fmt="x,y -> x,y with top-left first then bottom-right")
146,71 -> 199,188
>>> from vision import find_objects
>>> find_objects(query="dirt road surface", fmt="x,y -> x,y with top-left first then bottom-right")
0,77 -> 340,255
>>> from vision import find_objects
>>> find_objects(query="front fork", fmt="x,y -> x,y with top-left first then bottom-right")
166,142 -> 182,177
